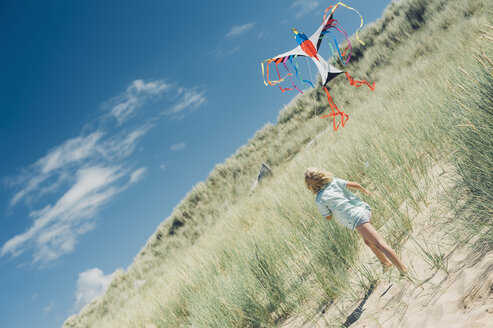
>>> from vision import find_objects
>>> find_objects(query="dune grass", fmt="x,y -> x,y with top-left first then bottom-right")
445,27 -> 493,261
64,0 -> 493,326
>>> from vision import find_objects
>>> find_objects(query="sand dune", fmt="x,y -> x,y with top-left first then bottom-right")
349,241 -> 493,328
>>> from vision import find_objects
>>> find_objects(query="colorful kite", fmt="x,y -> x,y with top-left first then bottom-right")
261,2 -> 375,131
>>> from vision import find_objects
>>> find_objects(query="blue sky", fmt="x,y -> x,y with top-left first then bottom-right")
0,1 -> 391,327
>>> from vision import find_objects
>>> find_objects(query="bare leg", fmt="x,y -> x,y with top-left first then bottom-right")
357,222 -> 407,273
363,238 -> 393,270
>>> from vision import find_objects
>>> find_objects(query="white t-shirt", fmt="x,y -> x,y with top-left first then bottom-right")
315,177 -> 371,230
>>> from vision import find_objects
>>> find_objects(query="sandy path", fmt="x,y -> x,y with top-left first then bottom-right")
281,163 -> 493,328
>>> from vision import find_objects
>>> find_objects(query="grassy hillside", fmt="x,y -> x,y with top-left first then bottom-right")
64,0 -> 493,326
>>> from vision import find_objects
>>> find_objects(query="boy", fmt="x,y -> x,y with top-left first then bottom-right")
305,167 -> 407,273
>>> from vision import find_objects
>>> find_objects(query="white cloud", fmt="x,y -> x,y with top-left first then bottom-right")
129,167 -> 147,184
9,132 -> 103,207
6,124 -> 148,211
106,80 -> 170,124
170,142 -> 186,151
159,163 -> 166,171
213,23 -> 254,58
225,23 -> 254,38
213,45 -> 241,57
2,78 -> 205,266
292,0 -> 319,18
39,132 -> 103,175
43,301 -> 55,314
166,88 -> 206,114
1,166 -> 126,264
100,125 -> 151,160
73,268 -> 115,312
2,126 -> 150,265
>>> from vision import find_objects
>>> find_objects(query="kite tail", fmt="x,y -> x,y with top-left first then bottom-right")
323,30 -> 346,65
324,2 -> 365,45
345,72 -> 375,91
261,59 -> 292,86
321,20 -> 352,65
320,86 -> 349,131
291,55 -> 314,88
282,61 -> 303,94
261,60 -> 270,86
326,36 -> 338,66
332,24 -> 352,64
275,60 -> 293,92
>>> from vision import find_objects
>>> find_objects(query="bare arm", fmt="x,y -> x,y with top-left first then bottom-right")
346,181 -> 372,195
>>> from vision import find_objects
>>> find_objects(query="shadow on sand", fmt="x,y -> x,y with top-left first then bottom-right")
341,280 -> 378,327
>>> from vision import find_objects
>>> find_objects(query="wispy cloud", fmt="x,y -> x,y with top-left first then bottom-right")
105,80 -> 206,121
212,22 -> 254,58
1,166 -> 127,264
225,23 -> 254,38
167,88 -> 206,114
104,80 -> 170,124
1,131 -> 137,265
7,132 -> 104,208
73,268 -> 116,312
213,45 -> 241,57
4,124 -> 149,213
129,167 -> 147,184
100,124 -> 151,160
43,301 -> 55,314
292,0 -> 319,18
170,142 -> 186,151
1,78 -> 205,266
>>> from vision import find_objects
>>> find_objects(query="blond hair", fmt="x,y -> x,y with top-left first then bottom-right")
304,167 -> 334,194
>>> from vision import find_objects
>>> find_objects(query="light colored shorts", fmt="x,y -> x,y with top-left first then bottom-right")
355,210 -> 371,228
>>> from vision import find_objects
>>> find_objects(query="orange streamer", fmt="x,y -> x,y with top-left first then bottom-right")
345,72 -> 375,90
320,87 -> 349,131
264,59 -> 292,86
275,61 -> 292,92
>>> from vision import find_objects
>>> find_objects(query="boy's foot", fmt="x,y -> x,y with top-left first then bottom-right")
382,262 -> 393,272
